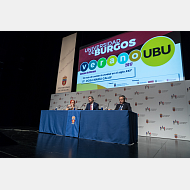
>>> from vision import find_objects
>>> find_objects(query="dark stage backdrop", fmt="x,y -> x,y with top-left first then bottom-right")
0,31 -> 190,128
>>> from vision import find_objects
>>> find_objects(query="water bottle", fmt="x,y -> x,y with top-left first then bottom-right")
55,107 -> 57,110
74,108 -> 75,110
101,107 -> 103,110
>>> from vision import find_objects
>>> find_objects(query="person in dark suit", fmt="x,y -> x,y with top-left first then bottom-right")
114,95 -> 132,111
85,96 -> 99,110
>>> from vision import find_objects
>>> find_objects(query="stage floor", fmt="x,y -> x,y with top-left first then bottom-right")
0,127 -> 190,158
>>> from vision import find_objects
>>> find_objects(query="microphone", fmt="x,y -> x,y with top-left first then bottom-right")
80,103 -> 86,109
108,100 -> 111,110
62,104 -> 68,110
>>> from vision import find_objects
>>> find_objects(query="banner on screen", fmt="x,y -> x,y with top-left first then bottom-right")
55,33 -> 77,93
76,31 -> 184,92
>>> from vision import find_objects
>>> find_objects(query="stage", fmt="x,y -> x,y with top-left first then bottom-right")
0,126 -> 190,158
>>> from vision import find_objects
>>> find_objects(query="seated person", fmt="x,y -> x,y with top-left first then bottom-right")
85,96 -> 99,110
66,100 -> 77,110
114,95 -> 132,111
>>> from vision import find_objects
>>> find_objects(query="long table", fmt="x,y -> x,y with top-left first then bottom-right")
39,110 -> 138,145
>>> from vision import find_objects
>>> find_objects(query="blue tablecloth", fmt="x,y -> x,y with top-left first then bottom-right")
79,110 -> 138,144
39,110 -> 138,144
39,110 -> 68,135
65,110 -> 81,137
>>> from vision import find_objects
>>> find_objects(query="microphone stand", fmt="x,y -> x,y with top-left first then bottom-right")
107,101 -> 111,110
80,103 -> 86,110
62,105 -> 68,110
